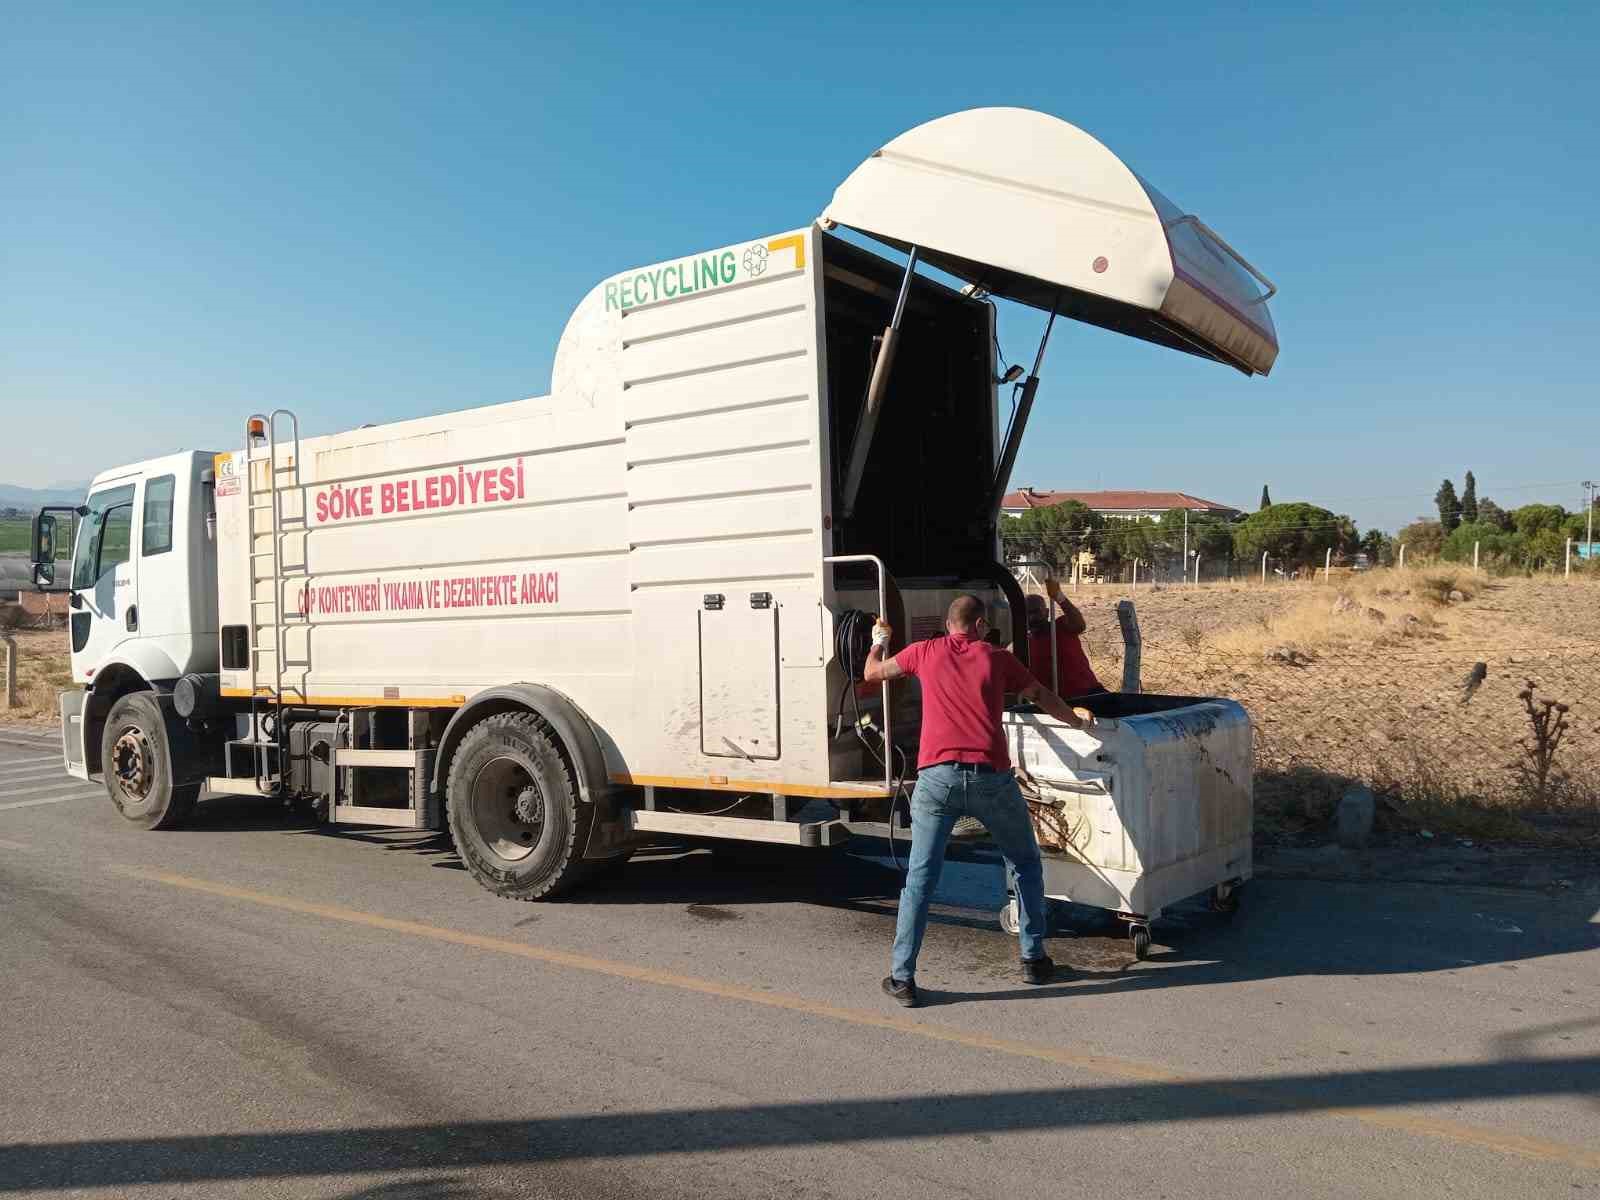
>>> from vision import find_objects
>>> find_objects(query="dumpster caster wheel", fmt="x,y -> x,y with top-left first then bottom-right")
1129,925 -> 1151,960
1210,881 -> 1240,915
1000,900 -> 1020,936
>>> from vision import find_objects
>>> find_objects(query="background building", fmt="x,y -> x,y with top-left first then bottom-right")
1002,488 -> 1241,522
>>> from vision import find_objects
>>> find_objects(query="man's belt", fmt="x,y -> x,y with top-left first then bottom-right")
934,761 -> 1000,774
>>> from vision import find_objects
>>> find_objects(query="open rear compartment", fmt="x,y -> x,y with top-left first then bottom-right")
813,108 -> 1280,798
818,233 -> 1021,788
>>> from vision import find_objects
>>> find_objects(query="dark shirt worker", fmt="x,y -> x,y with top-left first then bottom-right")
864,594 -> 1085,1007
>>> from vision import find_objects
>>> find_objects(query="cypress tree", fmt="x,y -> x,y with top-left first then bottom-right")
1259,484 -> 1271,511
1461,471 -> 1478,524
1435,479 -> 1462,532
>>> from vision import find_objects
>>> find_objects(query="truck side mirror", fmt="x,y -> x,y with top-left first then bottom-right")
30,506 -> 77,593
31,512 -> 57,565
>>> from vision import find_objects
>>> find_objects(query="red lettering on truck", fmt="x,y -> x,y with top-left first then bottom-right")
312,458 -> 525,525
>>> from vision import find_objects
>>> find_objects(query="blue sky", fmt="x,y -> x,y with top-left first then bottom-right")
4,2 -> 1596,531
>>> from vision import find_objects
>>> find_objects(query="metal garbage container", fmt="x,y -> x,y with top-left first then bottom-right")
1000,693 -> 1253,958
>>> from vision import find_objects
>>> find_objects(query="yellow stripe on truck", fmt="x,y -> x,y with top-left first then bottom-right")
219,688 -> 466,708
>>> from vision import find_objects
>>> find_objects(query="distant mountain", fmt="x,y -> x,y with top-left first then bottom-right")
0,481 -> 89,510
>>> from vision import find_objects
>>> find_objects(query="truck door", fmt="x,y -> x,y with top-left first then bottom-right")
69,480 -> 139,680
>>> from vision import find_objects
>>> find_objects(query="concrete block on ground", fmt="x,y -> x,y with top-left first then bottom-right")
1337,784 -> 1376,849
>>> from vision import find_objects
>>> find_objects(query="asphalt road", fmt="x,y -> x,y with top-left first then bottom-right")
1,726 -> 1597,1199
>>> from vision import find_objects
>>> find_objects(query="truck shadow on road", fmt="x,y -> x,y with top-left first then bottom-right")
2,1053 -> 1597,1194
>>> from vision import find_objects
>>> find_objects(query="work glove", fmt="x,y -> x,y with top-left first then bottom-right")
871,619 -> 893,650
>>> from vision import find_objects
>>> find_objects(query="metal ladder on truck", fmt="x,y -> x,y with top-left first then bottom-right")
224,409 -> 311,794
224,408 -> 439,829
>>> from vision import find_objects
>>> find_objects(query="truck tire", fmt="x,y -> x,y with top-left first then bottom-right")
101,691 -> 200,830
446,711 -> 594,900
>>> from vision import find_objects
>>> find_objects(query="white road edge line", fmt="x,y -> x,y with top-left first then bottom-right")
0,767 -> 74,782
0,797 -> 73,812
0,782 -> 98,803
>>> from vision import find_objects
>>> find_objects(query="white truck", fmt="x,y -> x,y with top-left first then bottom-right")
32,108 -> 1276,911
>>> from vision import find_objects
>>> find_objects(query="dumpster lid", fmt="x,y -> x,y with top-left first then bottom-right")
821,107 -> 1278,376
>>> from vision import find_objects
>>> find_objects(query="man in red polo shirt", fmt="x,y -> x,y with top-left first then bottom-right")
1026,576 -> 1104,698
863,593 -> 1086,1007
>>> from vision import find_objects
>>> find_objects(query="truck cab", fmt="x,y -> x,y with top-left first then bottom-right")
33,450 -> 219,779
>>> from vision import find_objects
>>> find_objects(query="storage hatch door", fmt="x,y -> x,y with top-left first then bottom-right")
699,600 -> 781,761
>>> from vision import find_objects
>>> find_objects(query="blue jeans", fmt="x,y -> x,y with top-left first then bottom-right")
890,763 -> 1049,981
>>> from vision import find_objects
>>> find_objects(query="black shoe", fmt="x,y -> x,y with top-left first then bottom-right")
882,976 -> 919,1007
1021,956 -> 1055,985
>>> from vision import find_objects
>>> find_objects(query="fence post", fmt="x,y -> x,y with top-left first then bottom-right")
1324,547 -> 1332,583
1,633 -> 16,710
1194,554 -> 1201,586
1566,537 -> 1572,579
1132,559 -> 1139,592
1473,541 -> 1480,574
1116,599 -> 1141,694
1398,543 -> 1406,570
1260,551 -> 1267,584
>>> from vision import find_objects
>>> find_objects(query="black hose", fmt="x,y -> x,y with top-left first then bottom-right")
834,607 -> 911,877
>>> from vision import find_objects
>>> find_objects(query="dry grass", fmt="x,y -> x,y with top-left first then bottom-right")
1058,571 -> 1600,846
1,627 -> 73,727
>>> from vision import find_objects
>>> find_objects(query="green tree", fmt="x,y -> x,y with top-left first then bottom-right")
1435,479 -> 1461,532
1441,521 -> 1525,567
1460,471 -> 1477,524
1100,517 -> 1157,567
1003,500 -> 1100,571
1259,484 -> 1271,511
1511,503 -> 1567,538
1476,497 -> 1512,531
1359,527 -> 1391,564
1396,518 -> 1445,558
1151,508 -> 1235,576
1232,502 -> 1350,569
1193,514 -> 1238,560
1528,528 -> 1566,569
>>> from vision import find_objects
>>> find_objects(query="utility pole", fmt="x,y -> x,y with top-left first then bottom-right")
1584,480 -> 1595,558
1182,508 -> 1189,577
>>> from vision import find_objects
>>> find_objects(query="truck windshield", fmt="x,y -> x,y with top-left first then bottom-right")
72,484 -> 135,590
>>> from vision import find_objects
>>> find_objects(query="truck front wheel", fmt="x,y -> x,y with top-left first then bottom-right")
101,691 -> 199,830
446,711 -> 593,901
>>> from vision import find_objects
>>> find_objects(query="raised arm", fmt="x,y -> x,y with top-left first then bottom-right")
1045,575 -> 1087,635
861,619 -> 904,683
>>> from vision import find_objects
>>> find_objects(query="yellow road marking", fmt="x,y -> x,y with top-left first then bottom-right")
115,865 -> 1600,1171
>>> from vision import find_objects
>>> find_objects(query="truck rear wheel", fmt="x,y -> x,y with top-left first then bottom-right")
101,691 -> 199,830
446,711 -> 593,901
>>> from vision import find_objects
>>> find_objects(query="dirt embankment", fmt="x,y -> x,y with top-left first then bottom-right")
1052,571 -> 1600,863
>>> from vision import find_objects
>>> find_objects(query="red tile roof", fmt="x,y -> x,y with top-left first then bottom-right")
1003,488 -> 1239,514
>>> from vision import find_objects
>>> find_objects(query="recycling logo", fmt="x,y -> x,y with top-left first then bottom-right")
742,243 -> 768,277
